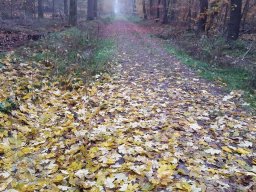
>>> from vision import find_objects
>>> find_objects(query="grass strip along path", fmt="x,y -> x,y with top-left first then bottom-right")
0,20 -> 255,191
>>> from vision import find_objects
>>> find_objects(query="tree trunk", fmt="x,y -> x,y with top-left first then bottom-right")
186,0 -> 193,29
222,3 -> 229,32
69,0 -> 77,26
227,0 -> 242,40
162,0 -> 168,24
52,0 -> 55,19
25,0 -> 34,19
94,0 -> 98,17
38,0 -> 44,19
157,0 -> 161,19
143,0 -> 147,19
64,0 -> 68,19
149,0 -> 153,17
198,0 -> 208,32
169,0 -> 176,21
242,0 -> 250,30
133,0 -> 136,15
87,0 -> 94,20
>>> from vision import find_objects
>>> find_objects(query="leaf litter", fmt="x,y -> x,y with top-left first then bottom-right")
0,20 -> 256,191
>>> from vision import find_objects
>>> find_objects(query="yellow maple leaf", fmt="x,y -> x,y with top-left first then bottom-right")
222,146 -> 233,153
89,86 -> 97,96
157,164 -> 176,185
175,182 -> 192,191
68,161 -> 83,171
53,174 -> 64,183
236,148 -> 250,155
0,144 -> 6,154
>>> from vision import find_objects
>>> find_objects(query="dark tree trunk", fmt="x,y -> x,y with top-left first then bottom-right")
133,0 -> 136,15
162,0 -> 168,24
38,0 -> 44,18
169,0 -> 176,21
94,0 -> 98,17
223,3 -> 229,28
69,0 -> 77,26
157,0 -> 161,19
227,0 -> 242,40
143,0 -> 147,19
149,0 -> 153,17
198,0 -> 208,32
64,0 -> 68,19
52,0 -> 55,19
87,0 -> 94,20
242,0 -> 250,30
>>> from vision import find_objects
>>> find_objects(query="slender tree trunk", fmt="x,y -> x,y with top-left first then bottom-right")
69,0 -> 77,26
52,0 -> 55,19
198,0 -> 208,32
87,0 -> 94,20
133,0 -> 136,15
242,0 -> 250,30
223,3 -> 229,32
64,0 -> 68,19
162,0 -> 168,24
187,0 -> 192,29
143,0 -> 147,19
227,0 -> 242,40
157,0 -> 161,19
149,0 -> 153,17
38,0 -> 44,19
94,0 -> 98,17
25,0 -> 34,19
169,0 -> 176,21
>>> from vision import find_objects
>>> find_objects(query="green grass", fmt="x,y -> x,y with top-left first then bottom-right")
0,98 -> 16,114
166,45 -> 256,111
101,15 -> 116,24
0,53 -> 6,69
91,39 -> 115,74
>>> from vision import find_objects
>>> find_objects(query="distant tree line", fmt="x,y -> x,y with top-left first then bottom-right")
135,0 -> 256,41
0,0 -> 101,26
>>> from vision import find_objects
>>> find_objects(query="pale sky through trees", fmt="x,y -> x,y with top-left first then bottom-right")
114,0 -> 120,14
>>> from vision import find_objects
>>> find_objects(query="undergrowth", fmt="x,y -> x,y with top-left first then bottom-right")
126,15 -> 143,23
14,27 -> 115,80
166,45 -> 256,111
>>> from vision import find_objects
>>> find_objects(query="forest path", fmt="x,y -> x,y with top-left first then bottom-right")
98,20 -> 256,191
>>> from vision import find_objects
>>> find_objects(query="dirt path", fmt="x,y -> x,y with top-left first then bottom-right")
0,20 -> 255,191
100,20 -> 256,191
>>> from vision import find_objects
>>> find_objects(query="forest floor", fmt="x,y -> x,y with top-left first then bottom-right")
0,19 -> 256,191
0,18 -> 68,52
